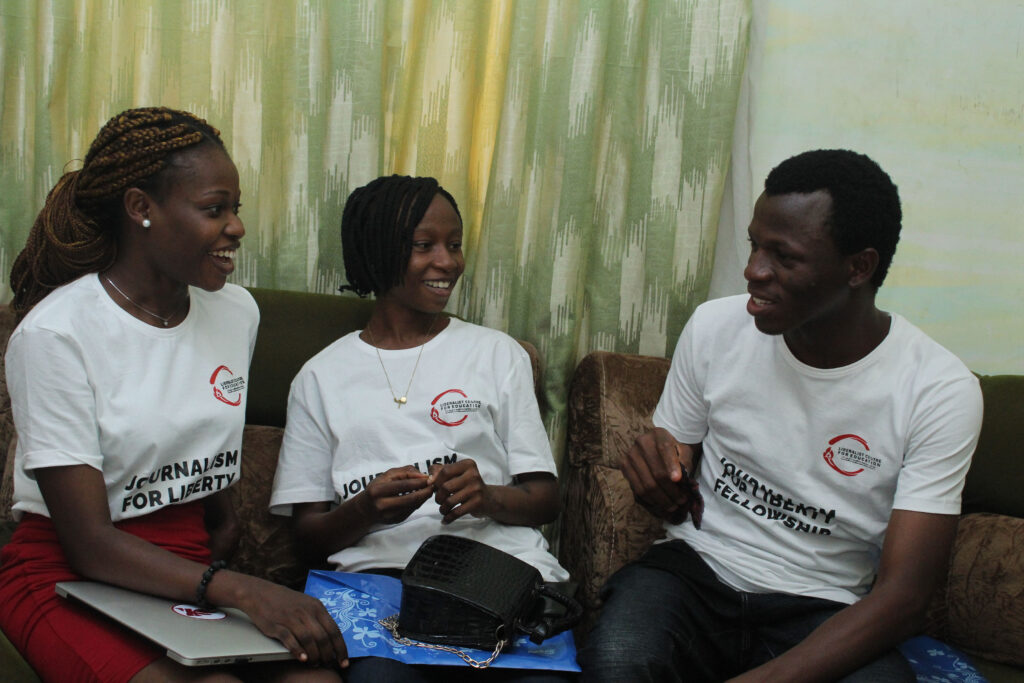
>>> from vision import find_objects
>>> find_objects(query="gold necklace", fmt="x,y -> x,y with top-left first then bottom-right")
365,316 -> 440,408
105,276 -> 187,327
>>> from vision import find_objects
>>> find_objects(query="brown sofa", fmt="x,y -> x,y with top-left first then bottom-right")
557,350 -> 1024,681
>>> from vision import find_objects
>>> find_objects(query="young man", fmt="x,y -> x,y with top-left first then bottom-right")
579,150 -> 983,682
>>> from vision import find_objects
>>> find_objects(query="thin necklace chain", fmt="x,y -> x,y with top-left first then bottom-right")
104,275 -> 187,327
365,315 -> 439,408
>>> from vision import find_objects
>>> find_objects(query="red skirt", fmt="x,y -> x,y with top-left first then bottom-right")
0,502 -> 212,683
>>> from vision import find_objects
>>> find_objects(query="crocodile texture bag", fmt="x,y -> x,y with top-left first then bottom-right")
396,535 -> 580,654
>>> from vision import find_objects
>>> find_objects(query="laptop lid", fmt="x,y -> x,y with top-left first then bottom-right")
56,581 -> 293,666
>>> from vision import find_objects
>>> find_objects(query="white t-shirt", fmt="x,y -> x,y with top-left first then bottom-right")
270,317 -> 569,582
7,274 -> 258,522
655,294 -> 983,605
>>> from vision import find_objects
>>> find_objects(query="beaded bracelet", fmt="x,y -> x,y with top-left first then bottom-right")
195,560 -> 227,610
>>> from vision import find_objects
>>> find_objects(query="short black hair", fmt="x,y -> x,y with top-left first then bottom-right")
339,175 -> 461,297
764,149 -> 901,289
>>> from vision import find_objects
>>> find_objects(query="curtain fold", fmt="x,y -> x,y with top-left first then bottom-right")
0,0 -> 751,460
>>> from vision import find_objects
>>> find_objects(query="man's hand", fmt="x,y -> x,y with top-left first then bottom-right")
620,428 -> 704,528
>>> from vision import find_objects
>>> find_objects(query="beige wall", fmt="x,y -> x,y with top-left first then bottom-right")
711,1 -> 1024,374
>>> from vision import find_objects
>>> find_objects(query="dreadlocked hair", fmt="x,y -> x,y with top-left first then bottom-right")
765,149 -> 902,289
10,106 -> 224,317
339,175 -> 461,297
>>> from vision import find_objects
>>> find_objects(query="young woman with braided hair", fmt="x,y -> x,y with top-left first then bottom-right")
270,175 -> 577,682
0,107 -> 347,682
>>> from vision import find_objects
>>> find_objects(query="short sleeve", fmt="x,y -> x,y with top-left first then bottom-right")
269,367 -> 339,515
6,327 -> 103,474
494,341 -> 557,478
894,371 -> 984,514
653,309 -> 710,445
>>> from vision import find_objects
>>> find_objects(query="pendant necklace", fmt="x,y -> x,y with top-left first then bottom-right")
104,275 -> 187,327
365,316 -> 439,408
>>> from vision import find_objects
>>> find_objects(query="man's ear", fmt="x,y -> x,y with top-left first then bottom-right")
848,248 -> 879,288
123,187 -> 153,226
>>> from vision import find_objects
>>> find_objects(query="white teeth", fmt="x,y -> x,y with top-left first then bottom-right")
210,250 -> 235,259
425,280 -> 451,289
753,296 -> 770,305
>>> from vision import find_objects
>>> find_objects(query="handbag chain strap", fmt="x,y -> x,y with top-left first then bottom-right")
378,615 -> 508,669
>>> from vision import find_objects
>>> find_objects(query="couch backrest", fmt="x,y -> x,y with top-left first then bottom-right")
246,288 -> 375,427
961,374 -> 1024,518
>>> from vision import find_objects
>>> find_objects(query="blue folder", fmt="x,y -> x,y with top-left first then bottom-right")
305,569 -> 581,672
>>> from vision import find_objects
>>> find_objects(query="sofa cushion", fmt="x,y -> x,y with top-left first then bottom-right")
0,307 -> 15,466
229,424 -> 317,590
962,374 -> 1024,518
560,462 -> 664,638
0,438 -> 16,544
938,513 -> 1024,667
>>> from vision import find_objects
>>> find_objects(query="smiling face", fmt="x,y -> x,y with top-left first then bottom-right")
744,190 -> 855,338
144,144 -> 244,291
381,193 -> 464,314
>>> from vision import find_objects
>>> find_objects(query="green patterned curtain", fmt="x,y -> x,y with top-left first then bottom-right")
0,0 -> 750,457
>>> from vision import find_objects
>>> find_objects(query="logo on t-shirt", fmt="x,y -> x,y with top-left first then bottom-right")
823,433 -> 881,476
209,365 -> 245,406
430,389 -> 482,427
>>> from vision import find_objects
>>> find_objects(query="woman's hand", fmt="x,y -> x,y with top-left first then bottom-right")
428,458 -> 494,524
213,572 -> 348,669
428,461 -> 560,527
358,465 -> 434,525
291,466 -> 433,560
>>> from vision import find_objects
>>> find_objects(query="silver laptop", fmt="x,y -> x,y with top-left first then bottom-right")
55,581 -> 294,666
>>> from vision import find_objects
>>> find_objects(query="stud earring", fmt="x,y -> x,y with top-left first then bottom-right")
142,218 -> 151,228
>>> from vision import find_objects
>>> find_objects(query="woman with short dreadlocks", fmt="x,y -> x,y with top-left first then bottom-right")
0,107 -> 347,682
270,175 -> 575,682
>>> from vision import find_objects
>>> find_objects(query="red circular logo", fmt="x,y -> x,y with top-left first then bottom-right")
823,434 -> 868,477
210,365 -> 243,406
431,389 -> 469,426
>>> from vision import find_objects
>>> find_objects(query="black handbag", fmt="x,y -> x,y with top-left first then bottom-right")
381,534 -> 581,667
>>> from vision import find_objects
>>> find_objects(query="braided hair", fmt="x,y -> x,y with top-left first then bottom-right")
339,175 -> 461,297
764,149 -> 902,289
10,106 -> 225,317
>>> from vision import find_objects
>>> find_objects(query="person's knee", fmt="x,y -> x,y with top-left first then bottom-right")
580,563 -> 696,681
580,618 -> 680,683
579,639 -> 678,683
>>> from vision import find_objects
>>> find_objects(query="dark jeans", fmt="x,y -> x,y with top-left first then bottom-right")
579,540 -> 915,683
345,657 -> 578,682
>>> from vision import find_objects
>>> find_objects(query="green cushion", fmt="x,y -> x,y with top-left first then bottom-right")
245,288 -> 375,428
962,374 -> 1024,518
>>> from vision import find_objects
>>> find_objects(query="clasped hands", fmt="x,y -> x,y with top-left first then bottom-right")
620,427 -> 704,528
360,459 -> 492,525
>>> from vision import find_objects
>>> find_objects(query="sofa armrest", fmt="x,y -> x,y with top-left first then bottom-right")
560,463 -> 664,638
566,351 -> 671,468
925,512 -> 1024,669
559,351 -> 670,639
